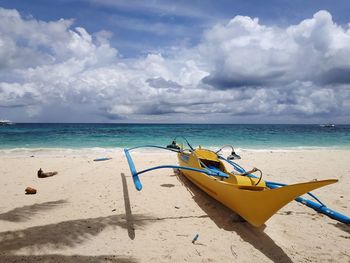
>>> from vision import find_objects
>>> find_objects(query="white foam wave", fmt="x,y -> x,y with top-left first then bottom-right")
238,146 -> 350,153
0,145 -> 348,157
0,147 -> 123,157
205,145 -> 350,154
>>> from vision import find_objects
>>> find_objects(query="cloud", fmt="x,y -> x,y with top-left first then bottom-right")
146,77 -> 181,89
199,11 -> 350,89
0,7 -> 349,123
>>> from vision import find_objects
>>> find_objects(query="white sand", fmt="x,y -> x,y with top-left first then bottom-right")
0,150 -> 349,262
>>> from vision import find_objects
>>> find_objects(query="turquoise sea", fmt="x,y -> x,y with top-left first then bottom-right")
0,124 -> 350,151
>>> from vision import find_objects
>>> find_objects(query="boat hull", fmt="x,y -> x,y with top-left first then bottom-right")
177,152 -> 337,227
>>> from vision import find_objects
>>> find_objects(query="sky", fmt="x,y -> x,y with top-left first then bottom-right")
0,0 -> 350,123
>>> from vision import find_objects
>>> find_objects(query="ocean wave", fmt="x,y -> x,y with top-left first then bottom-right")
0,145 -> 349,157
238,145 -> 350,152
0,147 -> 123,157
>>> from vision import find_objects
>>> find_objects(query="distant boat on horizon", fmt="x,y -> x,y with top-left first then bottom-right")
0,119 -> 15,125
320,123 -> 335,128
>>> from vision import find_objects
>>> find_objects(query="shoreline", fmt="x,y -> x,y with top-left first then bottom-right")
1,146 -> 350,157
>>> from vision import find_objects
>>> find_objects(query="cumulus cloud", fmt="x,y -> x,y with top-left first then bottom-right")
0,7 -> 349,123
200,11 -> 350,89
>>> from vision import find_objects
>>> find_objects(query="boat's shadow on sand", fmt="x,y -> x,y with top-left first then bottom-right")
175,171 -> 293,263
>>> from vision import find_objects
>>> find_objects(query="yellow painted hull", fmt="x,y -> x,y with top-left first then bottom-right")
177,149 -> 337,227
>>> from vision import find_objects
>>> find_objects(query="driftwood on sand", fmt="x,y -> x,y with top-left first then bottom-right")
37,168 -> 58,178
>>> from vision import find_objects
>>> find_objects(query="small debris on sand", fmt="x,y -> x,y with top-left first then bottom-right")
25,187 -> 37,194
192,234 -> 199,244
93,157 -> 112,161
38,168 -> 58,178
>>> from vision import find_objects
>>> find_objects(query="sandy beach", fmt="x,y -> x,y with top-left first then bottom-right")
0,149 -> 349,262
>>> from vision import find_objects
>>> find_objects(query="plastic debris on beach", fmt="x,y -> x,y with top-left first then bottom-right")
192,234 -> 199,244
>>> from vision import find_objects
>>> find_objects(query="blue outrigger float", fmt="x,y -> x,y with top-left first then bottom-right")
125,138 -> 350,226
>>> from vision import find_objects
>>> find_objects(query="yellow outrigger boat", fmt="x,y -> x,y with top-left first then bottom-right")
124,137 -> 350,226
